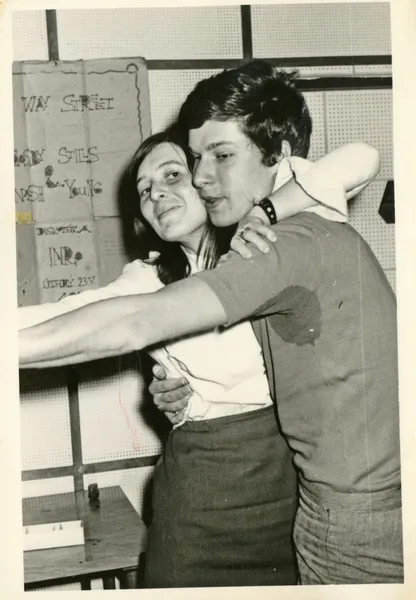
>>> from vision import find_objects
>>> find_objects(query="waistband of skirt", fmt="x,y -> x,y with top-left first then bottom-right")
175,403 -> 276,433
300,478 -> 402,511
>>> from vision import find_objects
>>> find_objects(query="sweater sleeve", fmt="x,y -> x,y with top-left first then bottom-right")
196,215 -> 322,326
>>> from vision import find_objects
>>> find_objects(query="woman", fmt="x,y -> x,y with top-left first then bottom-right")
19,127 -> 380,587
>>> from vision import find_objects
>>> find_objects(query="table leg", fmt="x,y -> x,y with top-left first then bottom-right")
119,569 -> 138,589
80,578 -> 91,590
102,575 -> 117,589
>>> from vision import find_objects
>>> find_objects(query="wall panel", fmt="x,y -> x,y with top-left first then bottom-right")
56,7 -> 243,61
12,11 -> 48,61
20,370 -> 73,471
252,2 -> 391,58
325,89 -> 393,179
148,69 -> 222,133
78,355 -> 163,464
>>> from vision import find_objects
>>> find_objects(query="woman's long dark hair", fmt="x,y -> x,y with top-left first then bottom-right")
126,126 -> 234,285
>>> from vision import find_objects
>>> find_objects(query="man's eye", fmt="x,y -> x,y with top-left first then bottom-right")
216,153 -> 232,161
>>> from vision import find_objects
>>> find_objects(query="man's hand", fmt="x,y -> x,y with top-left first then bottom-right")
149,365 -> 192,425
230,207 -> 277,259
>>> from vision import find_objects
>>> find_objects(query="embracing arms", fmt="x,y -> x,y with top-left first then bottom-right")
229,142 -> 380,256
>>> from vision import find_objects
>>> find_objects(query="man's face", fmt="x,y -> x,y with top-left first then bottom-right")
189,120 -> 279,227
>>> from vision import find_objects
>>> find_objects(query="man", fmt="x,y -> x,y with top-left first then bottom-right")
19,61 -> 401,584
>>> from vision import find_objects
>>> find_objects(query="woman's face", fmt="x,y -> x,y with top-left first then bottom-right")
136,142 -> 208,252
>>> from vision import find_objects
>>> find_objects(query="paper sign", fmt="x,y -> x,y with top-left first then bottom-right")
13,58 -> 151,304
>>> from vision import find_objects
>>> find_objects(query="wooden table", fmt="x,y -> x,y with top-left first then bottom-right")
22,485 -> 148,590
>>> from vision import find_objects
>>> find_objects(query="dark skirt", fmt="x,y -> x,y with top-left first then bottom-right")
144,405 -> 298,588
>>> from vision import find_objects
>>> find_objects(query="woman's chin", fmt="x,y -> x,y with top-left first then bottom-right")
160,227 -> 184,244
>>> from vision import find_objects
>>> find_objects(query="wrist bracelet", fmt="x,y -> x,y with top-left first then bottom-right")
256,197 -> 277,225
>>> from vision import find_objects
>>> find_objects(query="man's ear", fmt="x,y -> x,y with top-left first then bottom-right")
280,140 -> 292,159
269,140 -> 292,173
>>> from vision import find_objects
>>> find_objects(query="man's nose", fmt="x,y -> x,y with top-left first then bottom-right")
192,158 -> 214,189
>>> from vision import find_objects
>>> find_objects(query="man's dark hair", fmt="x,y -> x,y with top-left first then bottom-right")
177,60 -> 312,165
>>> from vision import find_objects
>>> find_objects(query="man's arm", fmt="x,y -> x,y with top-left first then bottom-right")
19,261 -> 158,330
19,219 -> 320,369
19,277 -> 227,369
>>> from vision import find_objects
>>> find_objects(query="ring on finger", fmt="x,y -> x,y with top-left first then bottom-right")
236,224 -> 250,239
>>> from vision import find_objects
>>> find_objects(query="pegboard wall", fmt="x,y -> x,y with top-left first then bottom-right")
13,4 -> 394,518
251,2 -> 391,58
55,7 -> 243,61
20,369 -> 73,471
78,356 -> 162,464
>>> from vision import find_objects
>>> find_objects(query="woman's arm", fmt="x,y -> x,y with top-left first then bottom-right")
228,142 -> 380,257
19,277 -> 227,369
334,142 -> 381,200
267,142 -> 380,221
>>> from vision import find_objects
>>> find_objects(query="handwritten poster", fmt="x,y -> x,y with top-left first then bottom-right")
13,58 -> 151,305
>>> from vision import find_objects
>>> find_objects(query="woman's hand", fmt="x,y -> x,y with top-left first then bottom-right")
229,206 -> 277,259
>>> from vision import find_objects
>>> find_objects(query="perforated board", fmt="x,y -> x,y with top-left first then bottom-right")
20,369 -> 73,471
149,69 -> 222,134
325,89 -> 393,180
56,7 -> 242,61
384,269 -> 396,294
303,92 -> 326,162
78,355 -> 163,464
252,2 -> 391,58
349,180 -> 395,271
12,11 -> 48,61
84,466 -> 154,519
